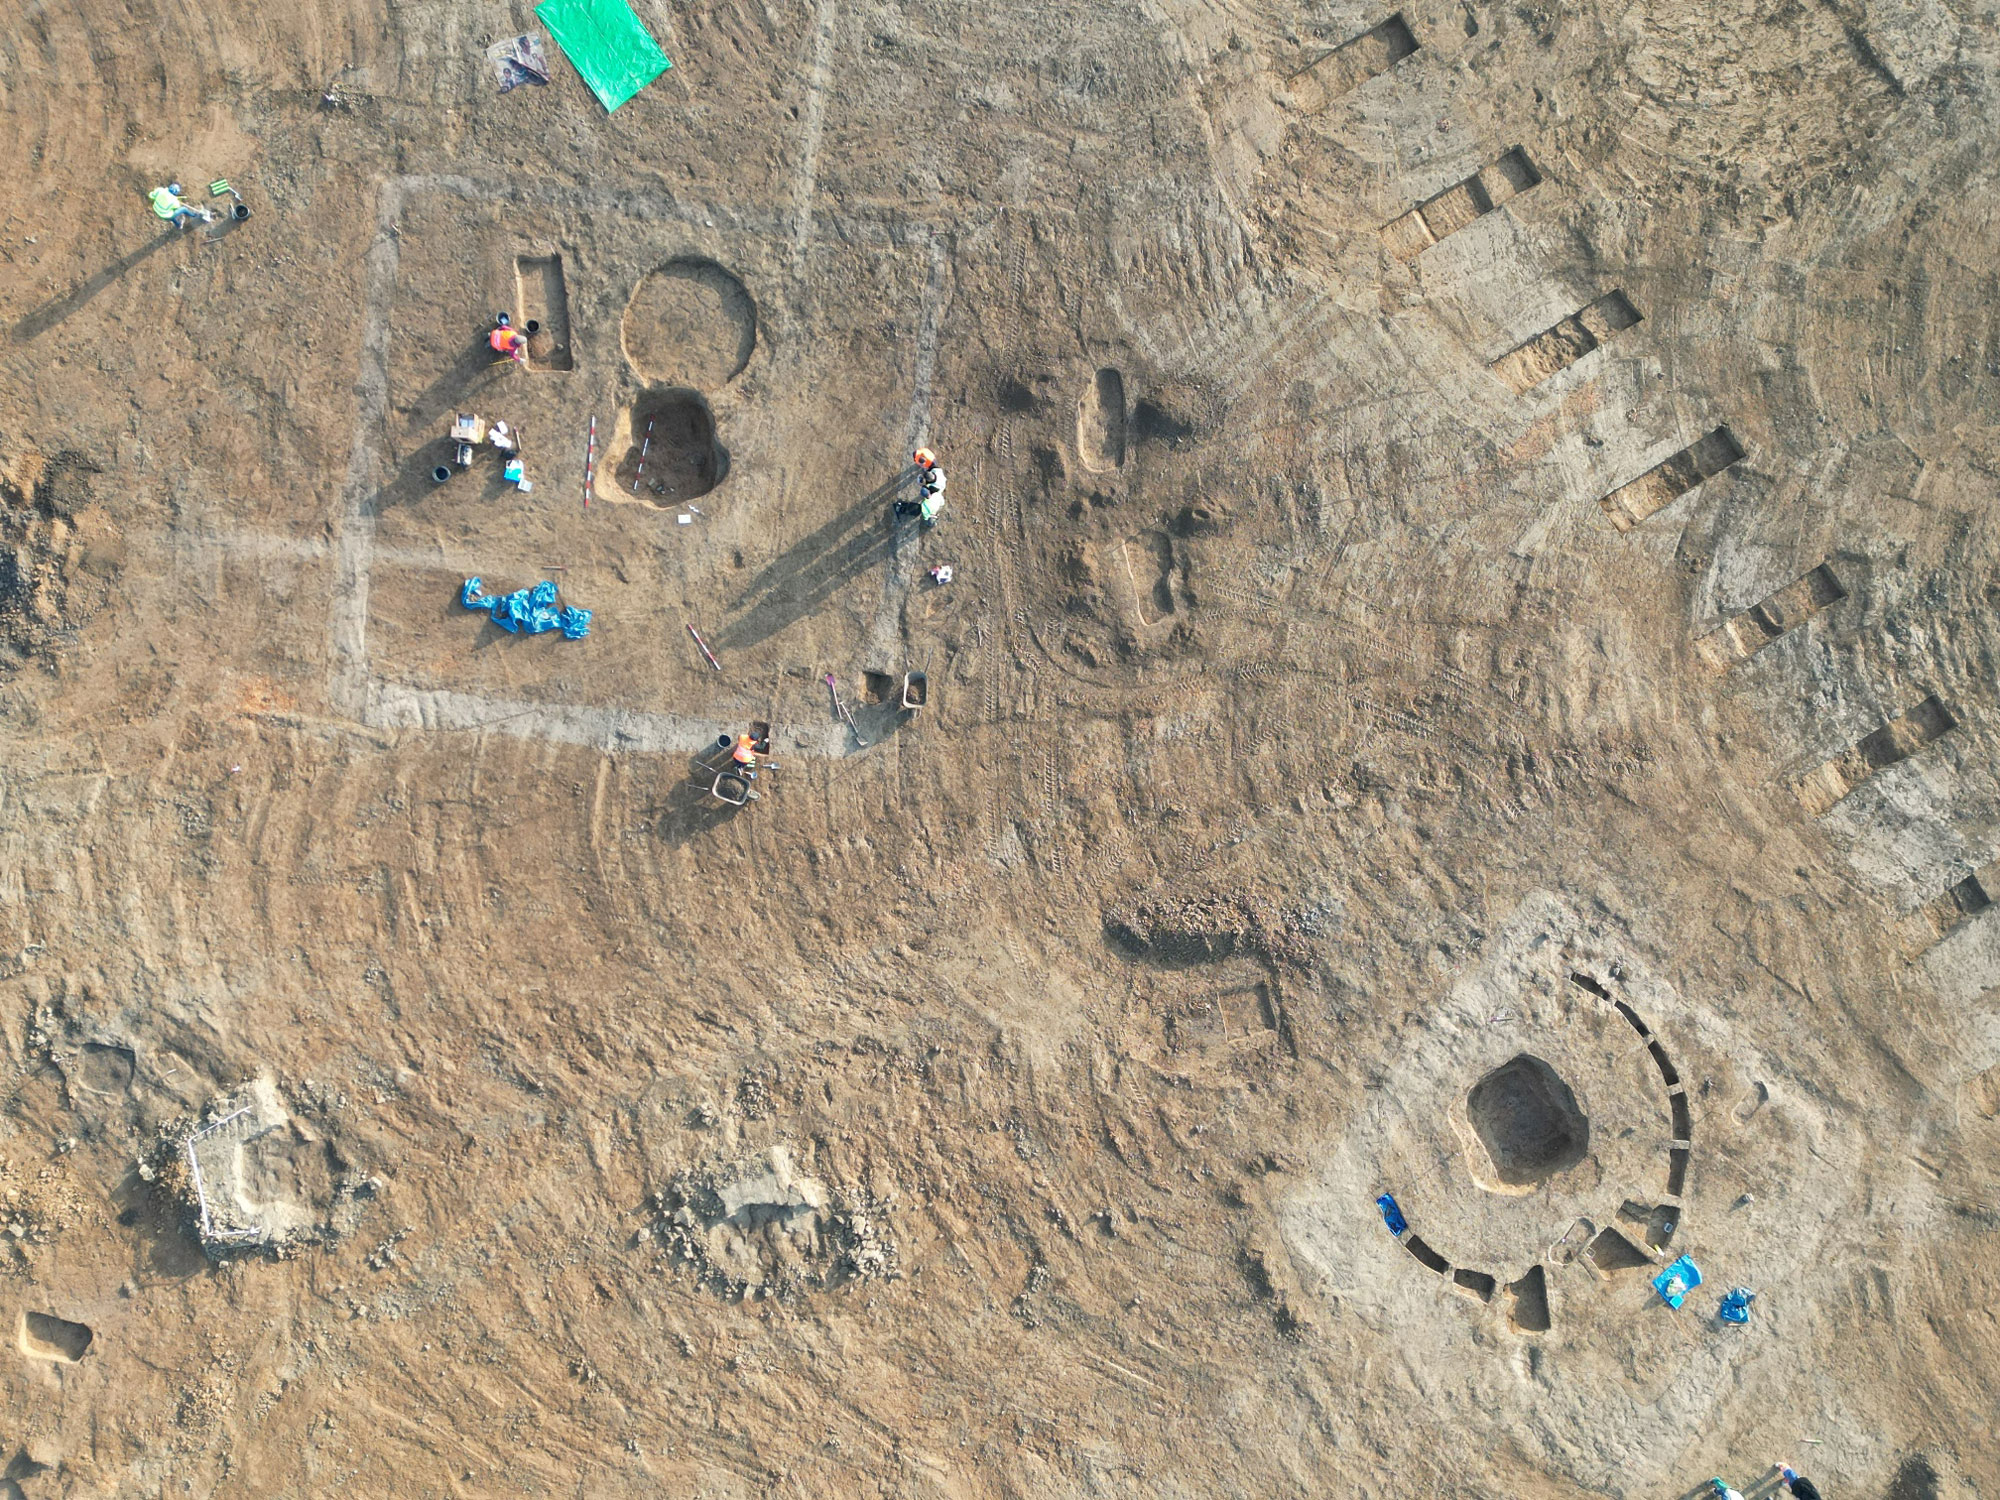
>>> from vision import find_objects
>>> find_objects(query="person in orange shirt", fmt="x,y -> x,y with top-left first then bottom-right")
489,314 -> 528,362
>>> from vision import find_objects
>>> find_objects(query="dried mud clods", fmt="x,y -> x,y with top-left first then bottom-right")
0,438 -> 120,677
1104,890 -> 1325,970
637,1145 -> 898,1303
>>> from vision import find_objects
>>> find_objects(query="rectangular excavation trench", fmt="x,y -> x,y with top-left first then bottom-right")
19,1311 -> 93,1362
1383,147 -> 1541,260
1586,1227 -> 1653,1274
1619,1199 -> 1679,1253
1292,13 -> 1418,108
1568,971 -> 1611,1001
1452,1267 -> 1496,1301
1491,290 -> 1642,393
1902,862 -> 1997,954
1623,1200 -> 1680,1252
1697,562 -> 1847,670
1796,694 -> 1958,817
1120,532 -> 1175,627
1647,1040 -> 1680,1088
1599,426 -> 1744,530
514,253 -> 575,371
1550,1217 -> 1594,1266
1402,1234 -> 1450,1274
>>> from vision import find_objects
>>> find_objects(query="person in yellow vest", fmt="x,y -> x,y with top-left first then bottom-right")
147,183 -> 211,231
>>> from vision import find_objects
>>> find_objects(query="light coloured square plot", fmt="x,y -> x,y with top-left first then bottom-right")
333,176 -> 945,754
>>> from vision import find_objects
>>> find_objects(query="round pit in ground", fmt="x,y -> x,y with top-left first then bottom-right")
1464,1053 -> 1589,1191
612,389 -> 727,505
622,259 -> 757,389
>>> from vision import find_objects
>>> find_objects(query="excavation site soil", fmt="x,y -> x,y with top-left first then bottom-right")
3,0 -> 1999,1495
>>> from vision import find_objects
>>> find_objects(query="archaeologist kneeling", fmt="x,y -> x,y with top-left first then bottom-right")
727,728 -> 771,770
489,313 -> 529,362
148,183 -> 212,231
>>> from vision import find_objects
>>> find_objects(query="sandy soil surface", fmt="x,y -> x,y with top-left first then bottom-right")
2,0 -> 1999,1494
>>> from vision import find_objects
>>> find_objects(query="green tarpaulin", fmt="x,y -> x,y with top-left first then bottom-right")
534,0 -> 672,113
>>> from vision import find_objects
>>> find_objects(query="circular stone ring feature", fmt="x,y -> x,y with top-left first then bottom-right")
1464,1053 -> 1590,1192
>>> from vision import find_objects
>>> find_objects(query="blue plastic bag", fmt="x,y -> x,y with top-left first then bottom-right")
461,577 -> 590,639
1718,1286 -> 1755,1324
1653,1254 -> 1702,1308
1375,1193 -> 1408,1236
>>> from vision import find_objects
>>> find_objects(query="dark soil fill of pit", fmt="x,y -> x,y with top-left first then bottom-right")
618,390 -> 725,502
1452,1267 -> 1496,1301
1506,1265 -> 1551,1333
1466,1054 -> 1589,1188
1585,1227 -> 1652,1273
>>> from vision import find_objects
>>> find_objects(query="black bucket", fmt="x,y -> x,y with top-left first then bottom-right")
432,465 -> 452,483
525,318 -> 541,334
232,203 -> 250,221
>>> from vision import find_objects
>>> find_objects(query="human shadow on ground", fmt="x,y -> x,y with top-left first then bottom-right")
715,468 -> 920,652
9,230 -> 180,343
396,330 -> 517,439
650,757 -> 761,846
363,437 -> 472,517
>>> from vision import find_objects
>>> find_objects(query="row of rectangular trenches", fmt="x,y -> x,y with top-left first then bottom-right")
1563,174 -> 1983,964
1392,1226 -> 1550,1333
1572,971 -> 1692,1207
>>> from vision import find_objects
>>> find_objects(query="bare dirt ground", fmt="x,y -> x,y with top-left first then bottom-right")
3,0 -> 1999,1494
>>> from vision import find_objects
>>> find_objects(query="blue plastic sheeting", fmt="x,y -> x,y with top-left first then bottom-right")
1718,1287 -> 1755,1324
461,577 -> 591,639
1652,1253 -> 1703,1309
1375,1193 -> 1408,1236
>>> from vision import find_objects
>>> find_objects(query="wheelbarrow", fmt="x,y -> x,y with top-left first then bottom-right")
711,771 -> 756,806
694,729 -> 775,805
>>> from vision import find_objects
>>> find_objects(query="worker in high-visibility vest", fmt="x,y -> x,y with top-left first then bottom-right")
147,183 -> 210,230
917,465 -> 945,526
730,733 -> 759,770
896,464 -> 946,523
489,313 -> 529,362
